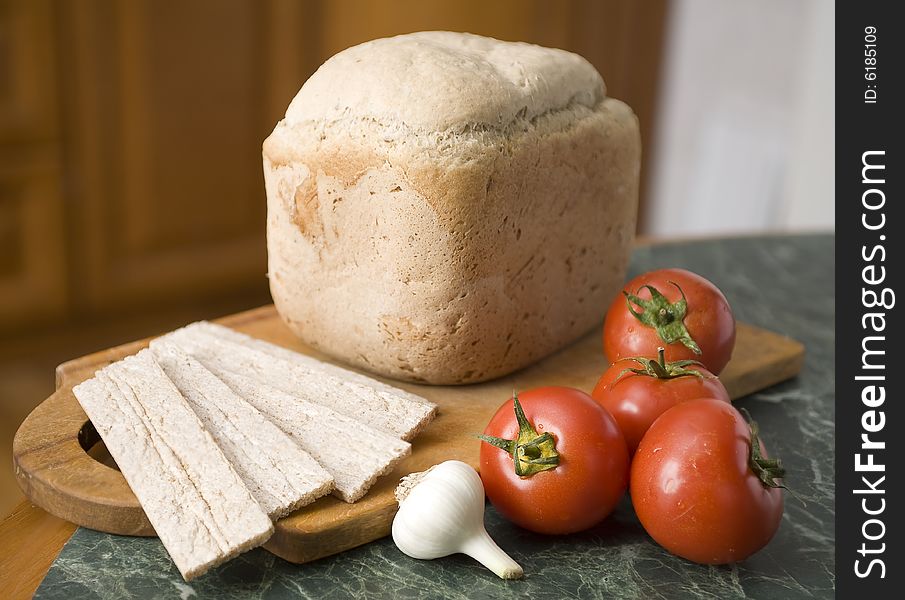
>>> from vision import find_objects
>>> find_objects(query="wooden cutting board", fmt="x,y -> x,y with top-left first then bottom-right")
13,305 -> 804,564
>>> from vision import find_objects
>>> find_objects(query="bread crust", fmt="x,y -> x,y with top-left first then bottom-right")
283,31 -> 606,133
264,33 -> 640,384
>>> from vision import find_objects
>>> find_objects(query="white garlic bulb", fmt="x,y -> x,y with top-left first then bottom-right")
392,460 -> 524,579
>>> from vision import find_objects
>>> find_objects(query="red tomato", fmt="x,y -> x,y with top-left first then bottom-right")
631,398 -> 784,564
603,268 -> 736,374
591,350 -> 731,454
479,387 -> 629,535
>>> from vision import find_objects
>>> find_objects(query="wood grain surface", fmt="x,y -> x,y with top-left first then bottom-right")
0,501 -> 76,600
12,304 -> 804,565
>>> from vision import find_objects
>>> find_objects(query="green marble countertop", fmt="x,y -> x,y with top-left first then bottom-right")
35,234 -> 835,599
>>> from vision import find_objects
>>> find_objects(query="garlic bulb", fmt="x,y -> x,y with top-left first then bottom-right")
392,460 -> 524,579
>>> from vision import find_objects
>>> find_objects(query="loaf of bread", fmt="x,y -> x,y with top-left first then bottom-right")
264,31 -> 640,384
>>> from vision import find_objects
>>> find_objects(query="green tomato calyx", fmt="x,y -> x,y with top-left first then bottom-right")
741,408 -> 811,506
741,408 -> 787,489
612,347 -> 710,387
623,282 -> 702,354
477,391 -> 560,477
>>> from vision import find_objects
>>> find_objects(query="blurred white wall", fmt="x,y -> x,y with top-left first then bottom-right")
645,0 -> 835,235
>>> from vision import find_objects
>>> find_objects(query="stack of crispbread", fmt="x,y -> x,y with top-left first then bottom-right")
200,369 -> 411,503
72,323 -> 437,581
159,322 -> 437,440
151,342 -> 334,516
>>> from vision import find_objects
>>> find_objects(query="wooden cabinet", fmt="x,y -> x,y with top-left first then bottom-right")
0,148 -> 67,328
0,0 -> 67,328
56,0 -> 298,312
0,0 -> 665,335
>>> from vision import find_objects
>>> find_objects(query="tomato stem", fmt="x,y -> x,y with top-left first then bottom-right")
623,282 -> 701,354
610,347 -> 711,387
741,408 -> 787,488
740,408 -> 811,506
476,391 -> 560,477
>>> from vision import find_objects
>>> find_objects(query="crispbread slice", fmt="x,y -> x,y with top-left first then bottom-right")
196,365 -> 410,503
162,322 -> 437,440
150,341 -> 334,518
73,350 -> 273,581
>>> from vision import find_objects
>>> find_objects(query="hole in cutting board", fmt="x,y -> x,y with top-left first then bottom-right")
78,420 -> 121,472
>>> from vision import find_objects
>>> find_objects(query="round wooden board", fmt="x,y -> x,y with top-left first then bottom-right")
13,305 -> 804,564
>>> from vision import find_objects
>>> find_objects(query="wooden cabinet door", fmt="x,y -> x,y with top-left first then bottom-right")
56,1 -> 288,312
0,150 -> 67,331
0,0 -> 66,332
